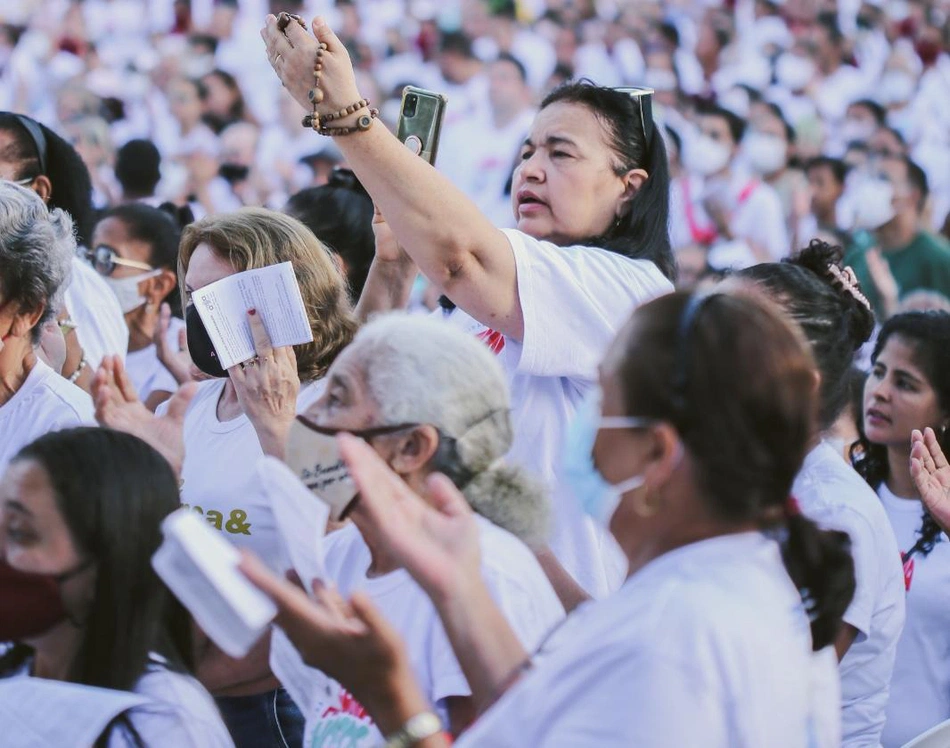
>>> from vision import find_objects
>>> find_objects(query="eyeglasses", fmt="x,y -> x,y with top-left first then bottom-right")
295,415 -> 420,441
614,86 -> 655,148
86,245 -> 154,277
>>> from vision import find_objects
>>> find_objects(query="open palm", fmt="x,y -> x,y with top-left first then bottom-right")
338,434 -> 481,598
910,428 -> 950,534
93,355 -> 195,475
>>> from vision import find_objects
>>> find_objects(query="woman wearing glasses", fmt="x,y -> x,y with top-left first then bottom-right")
0,112 -> 128,383
0,183 -> 94,473
90,204 -> 191,411
242,291 -> 856,748
263,17 -> 674,600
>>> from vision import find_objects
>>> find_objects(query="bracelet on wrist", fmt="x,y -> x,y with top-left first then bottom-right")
66,352 -> 87,384
298,40 -> 377,137
383,711 -> 442,748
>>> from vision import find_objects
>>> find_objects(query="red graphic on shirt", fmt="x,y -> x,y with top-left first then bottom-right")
477,328 -> 506,355
903,554 -> 915,591
321,688 -> 369,721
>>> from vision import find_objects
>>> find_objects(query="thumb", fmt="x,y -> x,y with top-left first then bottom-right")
426,473 -> 473,518
311,16 -> 343,53
167,381 -> 198,421
349,591 -> 396,641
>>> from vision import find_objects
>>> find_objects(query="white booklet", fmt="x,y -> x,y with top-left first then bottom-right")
252,456 -> 332,716
190,262 -> 314,370
0,678 -> 150,747
152,509 -> 277,658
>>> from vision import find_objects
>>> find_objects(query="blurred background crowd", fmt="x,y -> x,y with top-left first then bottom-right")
1,0 -> 949,310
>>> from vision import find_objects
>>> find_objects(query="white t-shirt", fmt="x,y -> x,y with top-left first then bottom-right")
299,517 -> 565,748
456,532 -> 839,747
166,378 -> 324,571
0,360 -> 95,473
878,484 -> 950,748
439,230 -> 673,598
64,256 -> 129,369
125,316 -> 186,403
792,442 -> 906,747
6,656 -> 233,747
690,171 -> 790,267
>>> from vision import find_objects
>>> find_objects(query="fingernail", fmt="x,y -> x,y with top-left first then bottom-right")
248,308 -> 257,316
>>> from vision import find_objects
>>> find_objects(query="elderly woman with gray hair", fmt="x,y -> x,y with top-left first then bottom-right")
0,182 -> 94,471
242,312 -> 566,744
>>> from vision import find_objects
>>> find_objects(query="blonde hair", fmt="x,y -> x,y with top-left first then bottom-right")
179,208 -> 357,381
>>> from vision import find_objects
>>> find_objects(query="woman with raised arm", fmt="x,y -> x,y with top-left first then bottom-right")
261,15 -> 674,598
242,290 -> 857,748
852,311 -> 950,747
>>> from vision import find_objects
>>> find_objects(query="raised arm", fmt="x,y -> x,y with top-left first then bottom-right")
262,16 -> 525,341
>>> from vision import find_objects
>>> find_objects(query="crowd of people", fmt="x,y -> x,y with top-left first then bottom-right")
2,0 -> 950,746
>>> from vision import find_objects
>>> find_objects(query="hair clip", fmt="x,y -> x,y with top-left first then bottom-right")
827,264 -> 872,312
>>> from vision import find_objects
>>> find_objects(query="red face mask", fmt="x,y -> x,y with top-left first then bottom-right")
0,559 -> 92,641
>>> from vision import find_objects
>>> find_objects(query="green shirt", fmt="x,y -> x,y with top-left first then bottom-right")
844,231 -> 950,318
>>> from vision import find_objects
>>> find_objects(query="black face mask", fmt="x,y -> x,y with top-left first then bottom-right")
219,163 -> 250,184
186,304 -> 228,378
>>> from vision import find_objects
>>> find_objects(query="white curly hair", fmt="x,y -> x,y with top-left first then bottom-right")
348,312 -> 550,548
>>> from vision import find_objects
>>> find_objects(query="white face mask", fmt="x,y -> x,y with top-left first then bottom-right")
878,71 -> 916,106
743,132 -> 787,175
775,53 -> 815,92
851,178 -> 897,231
643,68 -> 678,93
104,270 -> 162,314
840,119 -> 876,145
684,134 -> 732,177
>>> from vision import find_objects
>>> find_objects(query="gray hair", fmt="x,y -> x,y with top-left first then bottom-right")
0,181 -> 75,341
350,313 -> 550,548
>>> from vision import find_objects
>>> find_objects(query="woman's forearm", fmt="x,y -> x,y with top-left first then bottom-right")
355,256 -> 417,322
330,125 -> 523,339
431,575 -> 529,712
333,124 -> 502,284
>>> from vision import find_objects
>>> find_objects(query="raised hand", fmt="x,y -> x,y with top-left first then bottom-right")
261,15 -> 362,119
94,355 -> 196,475
227,309 -> 300,459
338,434 -> 482,598
238,550 -> 428,730
154,303 -> 196,386
910,427 -> 950,534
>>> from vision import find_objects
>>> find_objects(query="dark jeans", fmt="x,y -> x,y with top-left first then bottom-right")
216,688 -> 305,748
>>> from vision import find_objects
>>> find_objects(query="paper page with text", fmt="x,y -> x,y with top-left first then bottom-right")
191,262 -> 313,370
254,456 -> 332,715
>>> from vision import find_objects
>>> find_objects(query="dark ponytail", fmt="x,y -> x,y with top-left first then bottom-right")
541,82 -> 674,280
776,507 -> 856,650
620,292 -> 855,652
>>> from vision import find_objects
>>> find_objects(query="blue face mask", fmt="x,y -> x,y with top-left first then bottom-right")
563,387 -> 655,527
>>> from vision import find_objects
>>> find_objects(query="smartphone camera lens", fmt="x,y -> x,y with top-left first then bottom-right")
404,93 -> 418,118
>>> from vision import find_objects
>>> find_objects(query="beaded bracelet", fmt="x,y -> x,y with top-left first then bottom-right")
296,32 -> 376,137
67,352 -> 87,384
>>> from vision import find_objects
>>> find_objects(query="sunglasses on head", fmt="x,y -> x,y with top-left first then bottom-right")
614,86 -> 655,148
86,245 -> 154,277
